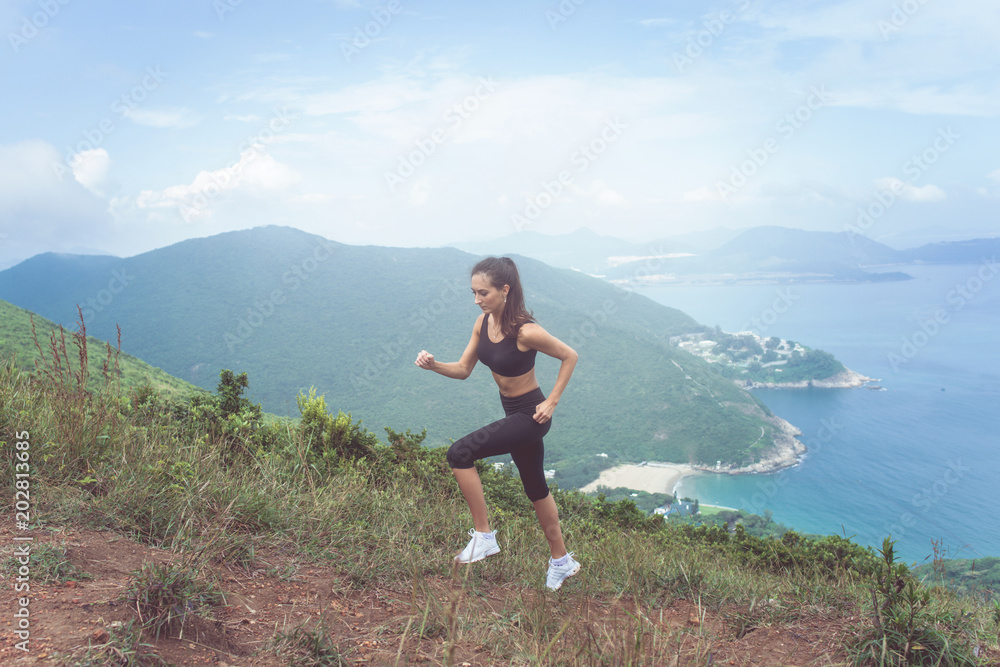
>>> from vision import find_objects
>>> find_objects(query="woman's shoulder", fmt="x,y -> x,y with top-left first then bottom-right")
516,320 -> 543,337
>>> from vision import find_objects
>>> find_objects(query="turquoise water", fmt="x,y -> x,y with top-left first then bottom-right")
637,264 -> 1000,564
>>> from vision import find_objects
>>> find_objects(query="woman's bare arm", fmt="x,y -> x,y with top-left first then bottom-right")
518,322 -> 578,423
415,314 -> 483,380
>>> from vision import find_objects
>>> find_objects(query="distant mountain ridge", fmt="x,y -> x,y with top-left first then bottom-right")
453,225 -> 999,284
453,227 -> 743,275
0,225 -> 799,486
900,237 -> 1000,264
618,226 -> 910,284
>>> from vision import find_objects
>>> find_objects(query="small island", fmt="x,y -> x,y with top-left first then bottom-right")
670,327 -> 875,389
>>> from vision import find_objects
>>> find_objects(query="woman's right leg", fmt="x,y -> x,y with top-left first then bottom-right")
447,413 -> 543,529
447,416 -> 520,546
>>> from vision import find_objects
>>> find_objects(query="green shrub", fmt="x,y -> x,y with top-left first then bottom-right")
848,538 -> 980,666
188,370 -> 265,460
297,387 -> 378,472
374,426 -> 458,498
123,560 -> 224,639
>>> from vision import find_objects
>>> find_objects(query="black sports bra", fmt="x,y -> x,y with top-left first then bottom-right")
477,316 -> 537,377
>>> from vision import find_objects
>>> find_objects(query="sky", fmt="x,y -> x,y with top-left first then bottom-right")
1,0 -> 998,268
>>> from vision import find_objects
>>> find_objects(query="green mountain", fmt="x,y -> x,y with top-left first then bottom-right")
0,226 -> 796,485
0,299 -> 203,401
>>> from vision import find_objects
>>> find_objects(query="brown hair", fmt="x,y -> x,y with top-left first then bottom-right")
471,256 -> 534,338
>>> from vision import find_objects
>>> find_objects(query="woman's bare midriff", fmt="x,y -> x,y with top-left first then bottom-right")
493,368 -> 539,398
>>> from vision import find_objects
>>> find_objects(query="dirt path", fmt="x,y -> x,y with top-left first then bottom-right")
2,527 -> 856,665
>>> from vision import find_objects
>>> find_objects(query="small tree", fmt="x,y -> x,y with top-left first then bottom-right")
189,370 -> 264,459
297,388 -> 377,472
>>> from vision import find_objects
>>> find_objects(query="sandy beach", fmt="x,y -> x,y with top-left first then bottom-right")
579,463 -> 698,495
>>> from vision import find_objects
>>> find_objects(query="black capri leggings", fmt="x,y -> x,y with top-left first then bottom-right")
446,387 -> 552,502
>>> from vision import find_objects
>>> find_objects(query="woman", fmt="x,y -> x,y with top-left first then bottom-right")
414,256 -> 581,590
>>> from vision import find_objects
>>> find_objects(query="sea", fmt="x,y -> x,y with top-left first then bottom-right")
636,263 -> 1000,565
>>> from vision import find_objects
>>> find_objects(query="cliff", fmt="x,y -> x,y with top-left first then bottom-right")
735,368 -> 874,390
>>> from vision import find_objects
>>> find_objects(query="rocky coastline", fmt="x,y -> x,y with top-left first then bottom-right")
693,412 -> 807,476
578,414 -> 806,493
581,368 -> 873,490
734,368 -> 874,390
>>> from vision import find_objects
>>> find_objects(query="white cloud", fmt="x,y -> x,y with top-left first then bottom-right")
125,107 -> 201,129
976,169 -> 1000,197
299,78 -> 432,118
254,52 -> 292,63
70,148 -> 110,196
193,31 -> 214,39
136,150 -> 301,220
224,114 -> 262,123
639,18 -> 675,27
290,193 -> 333,203
0,141 -> 114,266
585,180 -> 626,206
875,177 -> 946,203
409,177 -> 430,207
755,0 -> 890,42
682,186 -> 723,202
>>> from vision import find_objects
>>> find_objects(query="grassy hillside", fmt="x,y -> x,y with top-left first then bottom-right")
1,360 -> 996,665
0,226 -> 793,482
914,557 -> 1000,597
0,299 -> 203,402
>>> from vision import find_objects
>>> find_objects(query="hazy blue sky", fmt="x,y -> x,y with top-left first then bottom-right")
1,0 -> 998,267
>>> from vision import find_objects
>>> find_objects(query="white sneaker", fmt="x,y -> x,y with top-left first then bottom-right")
546,553 -> 581,590
454,529 -> 500,563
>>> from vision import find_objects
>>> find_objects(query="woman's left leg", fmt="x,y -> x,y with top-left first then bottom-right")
532,493 -> 567,559
507,430 -> 568,559
515,446 -> 580,589
452,467 -> 490,533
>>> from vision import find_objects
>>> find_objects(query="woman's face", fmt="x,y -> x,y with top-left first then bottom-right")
471,273 -> 507,315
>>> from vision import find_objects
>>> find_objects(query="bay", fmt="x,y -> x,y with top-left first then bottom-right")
636,263 -> 1000,564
